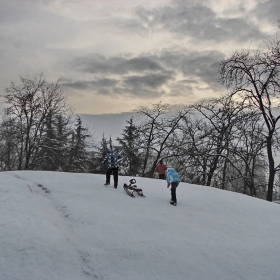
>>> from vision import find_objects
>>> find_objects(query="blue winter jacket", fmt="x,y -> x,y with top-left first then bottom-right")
102,150 -> 122,168
166,168 -> 181,183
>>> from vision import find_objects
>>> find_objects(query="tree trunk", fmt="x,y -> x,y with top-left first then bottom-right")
266,135 -> 275,201
206,155 -> 220,186
221,150 -> 229,190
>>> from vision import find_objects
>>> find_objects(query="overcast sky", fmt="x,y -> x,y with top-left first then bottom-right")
1,0 -> 280,115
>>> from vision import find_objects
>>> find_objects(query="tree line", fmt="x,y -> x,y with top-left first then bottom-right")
1,25 -> 280,202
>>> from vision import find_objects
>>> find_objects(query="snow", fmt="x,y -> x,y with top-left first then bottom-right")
1,171 -> 280,280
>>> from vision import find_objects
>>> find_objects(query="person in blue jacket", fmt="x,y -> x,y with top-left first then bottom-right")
102,149 -> 122,188
166,167 -> 181,205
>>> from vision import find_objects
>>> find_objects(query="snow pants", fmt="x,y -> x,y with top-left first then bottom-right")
170,182 -> 179,203
106,167 -> 119,187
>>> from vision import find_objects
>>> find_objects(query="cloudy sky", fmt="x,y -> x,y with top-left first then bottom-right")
1,0 -> 280,115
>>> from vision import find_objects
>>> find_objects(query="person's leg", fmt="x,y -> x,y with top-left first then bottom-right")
105,168 -> 112,184
113,167 -> 119,188
171,186 -> 176,203
159,174 -> 165,180
171,182 -> 179,203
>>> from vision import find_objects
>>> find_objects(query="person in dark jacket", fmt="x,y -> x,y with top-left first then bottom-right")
166,167 -> 181,205
102,149 -> 122,188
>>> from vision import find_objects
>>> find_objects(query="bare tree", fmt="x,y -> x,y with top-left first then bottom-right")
217,108 -> 266,197
177,95 -> 267,197
178,115 -> 212,184
189,96 -> 246,186
2,75 -> 69,170
136,102 -> 190,177
136,102 -> 169,177
220,39 -> 280,201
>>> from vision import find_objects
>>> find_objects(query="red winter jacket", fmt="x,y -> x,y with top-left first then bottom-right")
156,163 -> 167,175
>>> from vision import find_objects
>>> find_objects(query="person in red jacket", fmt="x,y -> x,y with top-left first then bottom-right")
155,160 -> 167,180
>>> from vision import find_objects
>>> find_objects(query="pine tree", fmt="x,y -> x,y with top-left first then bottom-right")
0,116 -> 19,170
93,134 -> 109,173
54,114 -> 72,171
36,113 -> 71,171
117,117 -> 141,176
67,116 -> 91,172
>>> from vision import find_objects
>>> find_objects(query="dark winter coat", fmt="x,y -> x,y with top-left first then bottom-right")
102,150 -> 122,169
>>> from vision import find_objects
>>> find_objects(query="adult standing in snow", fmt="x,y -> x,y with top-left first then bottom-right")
166,167 -> 181,206
155,160 -> 167,179
102,149 -> 122,188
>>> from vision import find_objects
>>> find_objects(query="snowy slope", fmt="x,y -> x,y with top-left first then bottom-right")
1,171 -> 280,280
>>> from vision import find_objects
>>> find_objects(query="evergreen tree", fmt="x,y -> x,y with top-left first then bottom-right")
117,117 -> 141,176
67,116 -> 91,172
36,113 -> 71,171
35,112 -> 56,170
93,134 -> 109,174
54,114 -> 72,171
0,116 -> 19,170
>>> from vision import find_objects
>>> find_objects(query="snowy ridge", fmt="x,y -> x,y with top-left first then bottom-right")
1,171 -> 280,280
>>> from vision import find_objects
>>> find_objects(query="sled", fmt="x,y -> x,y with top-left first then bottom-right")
123,179 -> 145,197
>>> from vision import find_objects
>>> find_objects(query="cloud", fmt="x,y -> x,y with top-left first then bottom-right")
1,0 -> 278,114
61,74 -> 171,98
116,1 -> 266,43
123,73 -> 173,89
158,49 -> 225,89
61,78 -> 119,91
71,54 -> 165,75
252,0 -> 280,25
64,47 -> 225,100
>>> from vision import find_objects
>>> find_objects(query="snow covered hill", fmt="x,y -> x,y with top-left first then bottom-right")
1,171 -> 280,280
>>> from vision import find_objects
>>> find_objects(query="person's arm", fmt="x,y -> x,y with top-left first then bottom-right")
101,155 -> 108,165
166,173 -> 170,188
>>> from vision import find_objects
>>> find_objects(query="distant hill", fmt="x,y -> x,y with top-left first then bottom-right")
79,112 -> 135,142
